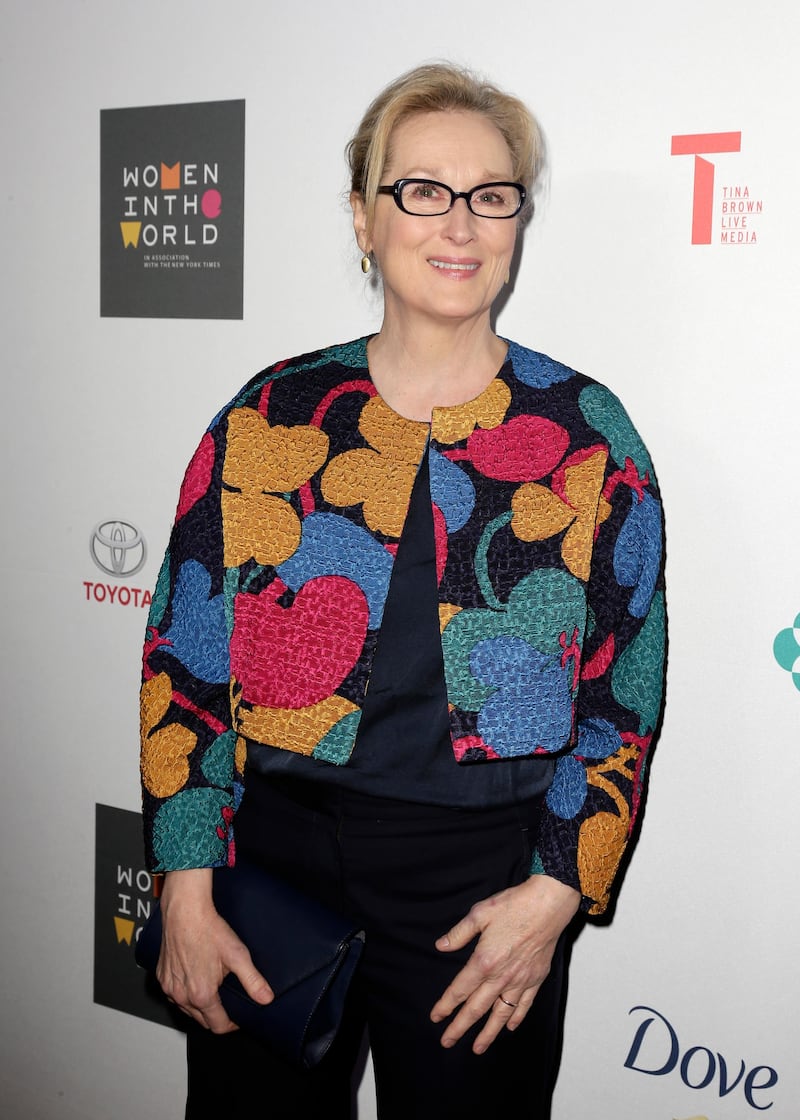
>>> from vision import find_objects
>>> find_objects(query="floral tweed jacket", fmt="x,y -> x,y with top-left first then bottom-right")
140,337 -> 665,915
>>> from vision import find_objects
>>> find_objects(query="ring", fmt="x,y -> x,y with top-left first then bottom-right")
498,994 -> 517,1008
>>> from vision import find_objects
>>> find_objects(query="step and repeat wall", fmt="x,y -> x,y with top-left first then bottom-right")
1,2 -> 797,1117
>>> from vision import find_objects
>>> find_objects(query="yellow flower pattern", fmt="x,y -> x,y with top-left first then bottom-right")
576,742 -> 639,914
510,448 -> 610,581
430,378 -> 511,444
140,671 -> 198,799
321,396 -> 428,537
221,407 -> 329,567
236,695 -> 359,757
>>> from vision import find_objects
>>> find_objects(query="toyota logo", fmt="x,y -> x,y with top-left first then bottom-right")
90,520 -> 147,578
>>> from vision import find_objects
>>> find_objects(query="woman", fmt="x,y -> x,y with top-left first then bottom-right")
140,62 -> 665,1119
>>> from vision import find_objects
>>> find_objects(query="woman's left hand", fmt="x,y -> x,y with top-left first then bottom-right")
430,874 -> 581,1053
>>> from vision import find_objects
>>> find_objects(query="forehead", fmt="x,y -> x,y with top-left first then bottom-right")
384,110 -> 513,179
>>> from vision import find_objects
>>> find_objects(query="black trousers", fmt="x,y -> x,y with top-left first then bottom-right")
185,776 -> 566,1120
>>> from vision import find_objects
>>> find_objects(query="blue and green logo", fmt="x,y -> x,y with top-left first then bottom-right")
773,612 -> 800,692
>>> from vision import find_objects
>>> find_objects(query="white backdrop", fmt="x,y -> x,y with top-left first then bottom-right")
1,2 -> 798,1117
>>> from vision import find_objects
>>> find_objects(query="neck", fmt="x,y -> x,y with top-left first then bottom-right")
367,308 -> 507,422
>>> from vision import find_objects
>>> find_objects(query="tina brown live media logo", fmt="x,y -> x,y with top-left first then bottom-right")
670,131 -> 763,245
100,99 -> 245,319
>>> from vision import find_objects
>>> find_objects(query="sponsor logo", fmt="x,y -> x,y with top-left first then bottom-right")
93,804 -> 182,1029
90,519 -> 146,578
101,99 -> 245,318
773,611 -> 800,691
624,1005 -> 778,1111
671,132 -> 763,245
82,581 -> 152,608
85,519 -> 152,608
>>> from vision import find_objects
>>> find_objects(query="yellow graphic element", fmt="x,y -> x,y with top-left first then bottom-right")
322,397 -> 429,538
222,407 -> 329,568
438,603 -> 462,632
120,221 -> 141,248
236,695 -> 358,757
430,378 -> 511,444
235,734 -> 247,776
140,672 -> 198,798
114,916 -> 135,945
510,449 -> 610,581
161,162 -> 181,189
578,743 -> 639,915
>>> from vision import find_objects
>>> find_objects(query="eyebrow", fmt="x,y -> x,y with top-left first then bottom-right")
399,168 -> 513,183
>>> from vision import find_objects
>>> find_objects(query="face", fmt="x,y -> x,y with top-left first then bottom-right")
352,110 -> 518,329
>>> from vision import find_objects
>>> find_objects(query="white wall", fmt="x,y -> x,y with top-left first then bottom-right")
1,2 -> 797,1116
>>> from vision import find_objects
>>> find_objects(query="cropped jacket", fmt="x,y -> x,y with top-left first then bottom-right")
140,337 -> 665,915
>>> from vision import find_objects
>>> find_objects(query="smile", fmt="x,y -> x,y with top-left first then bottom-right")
428,259 -> 480,271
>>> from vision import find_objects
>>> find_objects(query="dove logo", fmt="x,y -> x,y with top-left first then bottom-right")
624,1005 -> 778,1111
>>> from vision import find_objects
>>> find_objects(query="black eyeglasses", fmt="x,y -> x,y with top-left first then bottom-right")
377,178 -> 526,219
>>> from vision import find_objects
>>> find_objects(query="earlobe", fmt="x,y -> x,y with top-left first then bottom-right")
350,191 -> 370,256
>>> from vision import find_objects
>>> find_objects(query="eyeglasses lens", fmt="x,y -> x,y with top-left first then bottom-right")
399,181 -> 521,218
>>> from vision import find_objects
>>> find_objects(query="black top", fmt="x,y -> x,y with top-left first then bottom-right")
247,448 -> 554,807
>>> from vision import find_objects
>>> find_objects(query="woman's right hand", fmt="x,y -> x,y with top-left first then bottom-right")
156,867 -> 274,1033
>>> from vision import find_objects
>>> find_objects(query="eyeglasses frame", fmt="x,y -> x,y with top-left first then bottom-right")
376,178 -> 527,219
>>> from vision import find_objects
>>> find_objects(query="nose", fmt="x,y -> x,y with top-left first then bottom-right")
441,195 -> 476,242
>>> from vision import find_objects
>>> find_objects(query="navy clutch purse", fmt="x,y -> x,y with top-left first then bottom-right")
135,859 -> 365,1069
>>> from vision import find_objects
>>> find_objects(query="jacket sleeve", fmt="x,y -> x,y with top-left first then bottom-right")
139,419 -> 242,872
532,388 -> 666,915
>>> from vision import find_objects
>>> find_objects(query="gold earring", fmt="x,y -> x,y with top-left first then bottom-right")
505,271 -> 511,284
361,255 -> 371,275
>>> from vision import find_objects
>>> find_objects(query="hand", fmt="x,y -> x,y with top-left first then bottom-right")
430,874 -> 580,1054
156,868 -> 274,1033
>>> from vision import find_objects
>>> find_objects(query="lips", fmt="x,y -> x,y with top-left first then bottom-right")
428,258 -> 480,271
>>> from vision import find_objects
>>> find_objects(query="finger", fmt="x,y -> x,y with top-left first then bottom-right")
470,1003 -> 514,1054
504,986 -> 537,1033
194,993 -> 239,1035
168,975 -> 236,1033
438,980 -> 503,1047
430,960 -> 485,1023
435,910 -> 481,953
239,968 -> 273,1005
471,989 -> 533,1053
228,951 -> 274,1006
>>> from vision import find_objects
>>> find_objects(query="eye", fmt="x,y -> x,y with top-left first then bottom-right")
474,187 -> 507,207
408,181 -> 444,200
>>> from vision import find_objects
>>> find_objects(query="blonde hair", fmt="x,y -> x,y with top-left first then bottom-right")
346,62 -> 544,236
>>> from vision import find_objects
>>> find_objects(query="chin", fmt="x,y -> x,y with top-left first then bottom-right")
427,296 -> 494,323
